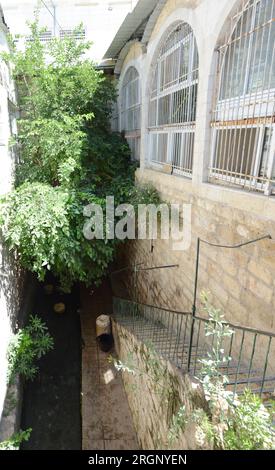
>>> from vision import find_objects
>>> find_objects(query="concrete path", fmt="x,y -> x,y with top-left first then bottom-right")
80,281 -> 139,450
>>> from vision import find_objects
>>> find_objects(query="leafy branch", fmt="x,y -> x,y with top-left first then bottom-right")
0,428 -> 32,450
0,19 -> 160,291
7,315 -> 54,383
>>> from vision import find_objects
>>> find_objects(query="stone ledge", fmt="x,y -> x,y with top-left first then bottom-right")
137,168 -> 275,221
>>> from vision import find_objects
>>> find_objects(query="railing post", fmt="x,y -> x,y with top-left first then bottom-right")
133,263 -> 138,331
188,237 -> 200,372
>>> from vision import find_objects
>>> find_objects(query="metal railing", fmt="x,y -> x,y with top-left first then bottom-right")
113,296 -> 275,398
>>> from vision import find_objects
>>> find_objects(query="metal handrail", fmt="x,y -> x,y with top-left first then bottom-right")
114,296 -> 191,316
194,314 -> 275,339
114,296 -> 275,338
113,296 -> 275,398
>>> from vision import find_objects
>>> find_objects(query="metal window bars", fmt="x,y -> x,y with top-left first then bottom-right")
126,135 -> 141,162
121,66 -> 141,161
148,22 -> 198,177
59,29 -> 86,40
25,31 -> 53,43
111,100 -> 119,132
25,29 -> 86,44
210,0 -> 275,194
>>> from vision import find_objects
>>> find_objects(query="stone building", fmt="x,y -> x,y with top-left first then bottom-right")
104,0 -> 275,335
1,0 -> 139,63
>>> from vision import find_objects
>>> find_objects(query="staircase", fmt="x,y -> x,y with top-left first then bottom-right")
113,297 -> 275,401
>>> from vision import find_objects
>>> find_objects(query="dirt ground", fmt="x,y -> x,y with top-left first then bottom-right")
21,280 -> 81,450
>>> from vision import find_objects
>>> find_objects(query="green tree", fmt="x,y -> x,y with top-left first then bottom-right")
0,21 -> 158,291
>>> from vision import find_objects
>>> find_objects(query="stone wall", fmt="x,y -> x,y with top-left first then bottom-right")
0,271 -> 35,442
112,318 -> 213,450
0,13 -> 24,435
121,169 -> 275,335
114,168 -> 275,373
114,0 -> 275,345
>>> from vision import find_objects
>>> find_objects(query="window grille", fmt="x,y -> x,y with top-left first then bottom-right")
121,66 -> 141,161
39,31 -> 53,43
210,0 -> 275,194
126,136 -> 141,162
148,22 -> 199,176
111,100 -> 119,132
59,29 -> 86,41
26,31 -> 53,43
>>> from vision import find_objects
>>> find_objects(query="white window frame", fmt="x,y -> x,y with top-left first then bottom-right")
120,66 -> 141,161
148,23 -> 198,177
210,0 -> 275,194
210,123 -> 274,192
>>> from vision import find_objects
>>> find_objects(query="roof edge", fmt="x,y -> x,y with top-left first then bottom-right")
141,0 -> 167,48
103,0 -> 158,60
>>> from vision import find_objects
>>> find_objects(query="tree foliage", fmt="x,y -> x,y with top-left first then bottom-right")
7,315 -> 53,383
0,428 -> 32,450
0,21 -> 158,290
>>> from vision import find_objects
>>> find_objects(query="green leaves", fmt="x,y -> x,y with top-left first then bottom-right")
0,19 -> 159,291
3,22 -> 103,188
6,315 -> 54,383
0,183 -> 120,291
1,183 -> 69,279
198,293 -> 275,450
16,115 -> 88,187
168,406 -> 187,445
224,390 -> 275,450
0,428 -> 32,450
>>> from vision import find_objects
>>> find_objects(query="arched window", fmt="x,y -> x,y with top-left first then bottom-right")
210,0 -> 275,194
148,22 -> 199,176
121,66 -> 141,161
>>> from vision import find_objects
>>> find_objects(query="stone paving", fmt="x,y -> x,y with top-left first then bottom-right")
80,282 -> 139,450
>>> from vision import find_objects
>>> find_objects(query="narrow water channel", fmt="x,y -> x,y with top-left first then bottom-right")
21,280 -> 82,450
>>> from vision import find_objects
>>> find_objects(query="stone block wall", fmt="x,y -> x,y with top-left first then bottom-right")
112,318 -> 213,450
113,0 -> 275,346
119,170 -> 275,333
115,168 -> 275,373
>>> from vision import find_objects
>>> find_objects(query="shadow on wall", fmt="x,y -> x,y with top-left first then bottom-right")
0,238 -> 25,331
0,239 -> 36,440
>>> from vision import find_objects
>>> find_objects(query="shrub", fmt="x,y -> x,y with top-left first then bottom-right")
0,429 -> 32,450
7,315 -> 54,383
197,292 -> 275,450
0,21 -> 160,291
224,390 -> 274,450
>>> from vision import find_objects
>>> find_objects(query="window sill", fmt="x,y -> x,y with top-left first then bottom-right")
137,168 -> 275,221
